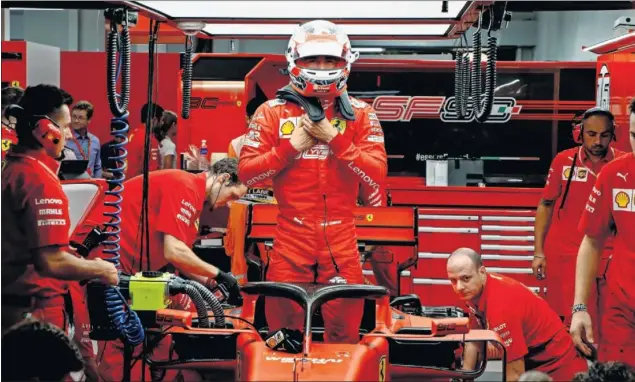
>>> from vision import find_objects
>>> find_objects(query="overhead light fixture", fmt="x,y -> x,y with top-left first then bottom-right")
202,23 -> 451,37
176,21 -> 206,36
133,1 -> 467,20
352,47 -> 386,53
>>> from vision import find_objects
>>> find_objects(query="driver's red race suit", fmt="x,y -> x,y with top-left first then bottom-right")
239,97 -> 387,343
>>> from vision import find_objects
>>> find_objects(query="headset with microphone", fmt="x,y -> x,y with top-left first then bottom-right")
4,104 -> 63,155
572,106 -> 616,144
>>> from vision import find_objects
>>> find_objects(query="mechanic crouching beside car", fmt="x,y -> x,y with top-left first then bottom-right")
446,248 -> 587,381
1,84 -> 119,332
84,158 -> 246,381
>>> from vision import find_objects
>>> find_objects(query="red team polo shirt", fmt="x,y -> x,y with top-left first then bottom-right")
467,273 -> 587,380
542,146 -> 624,254
126,124 -> 160,179
1,147 -> 70,298
94,169 -> 207,274
579,152 -> 635,366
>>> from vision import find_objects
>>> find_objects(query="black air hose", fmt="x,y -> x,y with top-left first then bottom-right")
184,280 -> 226,328
169,282 -> 210,328
181,35 -> 193,119
107,22 -> 131,117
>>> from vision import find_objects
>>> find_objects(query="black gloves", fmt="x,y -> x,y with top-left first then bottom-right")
214,270 -> 243,307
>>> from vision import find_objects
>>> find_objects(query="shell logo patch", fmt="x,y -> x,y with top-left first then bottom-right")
366,214 -> 374,222
562,166 -> 589,182
280,120 -> 295,137
613,189 -> 634,212
331,118 -> 347,134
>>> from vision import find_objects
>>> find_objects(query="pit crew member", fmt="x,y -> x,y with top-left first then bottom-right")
239,20 -> 387,343
533,107 -> 625,337
571,98 -> 635,367
126,102 -> 164,177
1,84 -> 119,332
1,86 -> 24,159
92,158 -> 246,381
448,248 -> 587,381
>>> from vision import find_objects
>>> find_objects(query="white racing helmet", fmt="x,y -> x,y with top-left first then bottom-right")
286,20 -> 360,97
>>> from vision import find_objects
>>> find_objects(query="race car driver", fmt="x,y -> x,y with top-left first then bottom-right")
91,158 -> 245,380
571,98 -> 635,367
1,86 -> 24,159
447,248 -> 587,381
533,107 -> 625,337
239,20 -> 387,344
1,84 -> 119,332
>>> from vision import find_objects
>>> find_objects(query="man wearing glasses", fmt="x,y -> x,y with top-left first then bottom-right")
65,100 -> 102,177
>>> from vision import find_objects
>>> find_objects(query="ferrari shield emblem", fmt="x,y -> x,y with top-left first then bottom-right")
366,214 -> 374,222
379,355 -> 387,381
331,118 -> 347,134
2,139 -> 12,151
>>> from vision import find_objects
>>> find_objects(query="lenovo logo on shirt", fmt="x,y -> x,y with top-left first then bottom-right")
34,198 -> 63,205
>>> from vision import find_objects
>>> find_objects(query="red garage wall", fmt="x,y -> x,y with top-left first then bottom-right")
60,52 -> 181,144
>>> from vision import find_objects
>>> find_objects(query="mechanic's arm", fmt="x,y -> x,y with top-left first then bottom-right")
506,359 -> 526,382
574,235 -> 605,307
532,157 -> 562,278
534,199 -> 555,256
574,171 -> 613,308
462,342 -> 481,370
164,234 -> 220,279
34,247 -> 118,285
239,103 -> 298,187
328,106 -> 387,183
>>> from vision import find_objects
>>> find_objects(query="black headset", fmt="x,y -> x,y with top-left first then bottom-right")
573,107 -> 616,143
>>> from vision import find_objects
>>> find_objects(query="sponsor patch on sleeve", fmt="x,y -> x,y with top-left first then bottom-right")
279,117 -> 298,138
367,135 -> 384,143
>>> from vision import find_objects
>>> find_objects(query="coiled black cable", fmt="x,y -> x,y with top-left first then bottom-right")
454,51 -> 464,119
460,53 -> 470,117
471,9 -> 498,124
474,34 -> 497,123
181,35 -> 193,119
106,20 -> 130,118
471,27 -> 483,120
